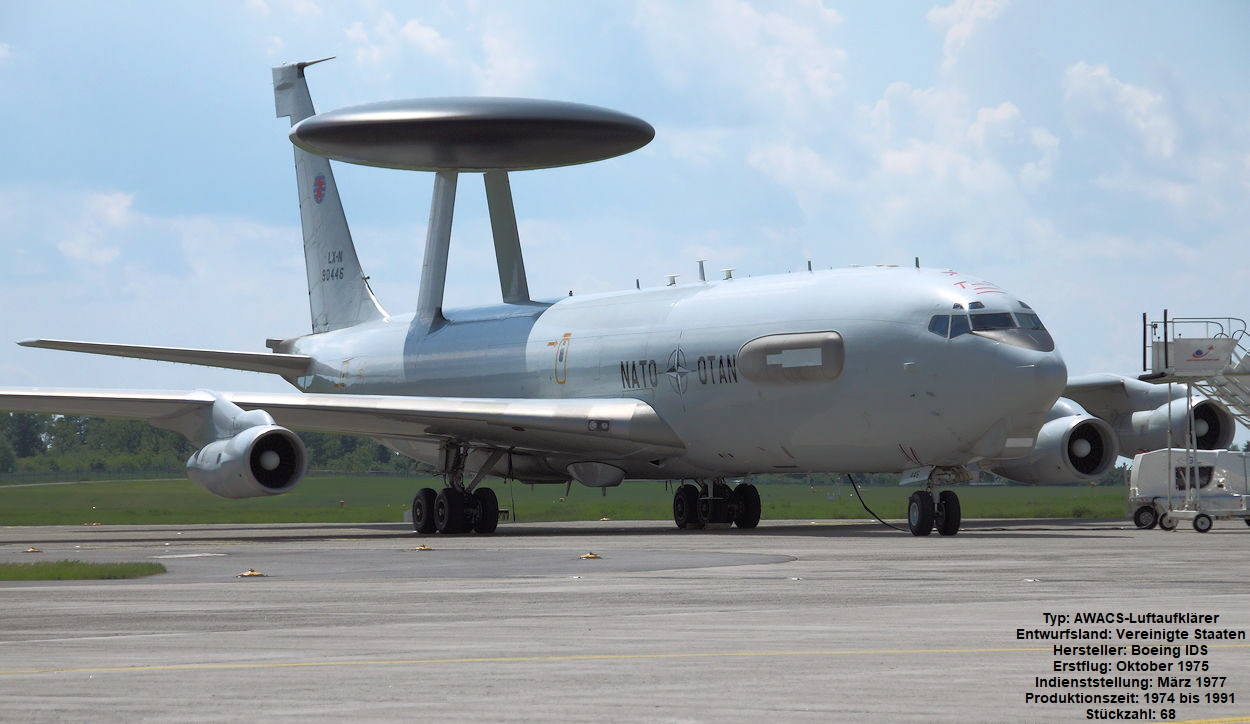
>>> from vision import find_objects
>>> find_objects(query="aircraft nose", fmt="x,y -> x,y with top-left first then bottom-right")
1033,351 -> 1067,400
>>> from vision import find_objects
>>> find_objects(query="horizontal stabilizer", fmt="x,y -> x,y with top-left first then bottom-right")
18,339 -> 311,378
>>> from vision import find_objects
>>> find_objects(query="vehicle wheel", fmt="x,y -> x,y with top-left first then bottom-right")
673,484 -> 701,529
696,484 -> 729,527
434,488 -> 465,534
733,483 -> 761,529
472,487 -> 499,534
1158,512 -> 1177,531
1193,514 -> 1213,533
936,490 -> 961,536
1132,505 -> 1158,530
412,488 -> 437,534
907,491 -> 935,537
1243,518 -> 1250,528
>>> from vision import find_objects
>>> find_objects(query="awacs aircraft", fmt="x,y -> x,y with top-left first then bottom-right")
1,60 -> 1236,536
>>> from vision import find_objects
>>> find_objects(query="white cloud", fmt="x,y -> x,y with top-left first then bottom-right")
635,0 -> 846,125
399,17 -> 452,57
968,101 -> 1020,148
927,0 -> 1009,72
1063,61 -> 1177,159
1019,127 -> 1059,189
470,17 -> 539,95
56,191 -> 136,265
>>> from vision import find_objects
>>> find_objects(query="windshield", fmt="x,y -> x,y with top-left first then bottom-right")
970,312 -> 1016,331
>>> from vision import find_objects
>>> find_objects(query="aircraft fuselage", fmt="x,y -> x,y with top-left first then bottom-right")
283,266 -> 1067,480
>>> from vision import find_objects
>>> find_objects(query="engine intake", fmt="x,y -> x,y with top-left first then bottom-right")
1120,397 -> 1235,454
990,411 -> 1118,485
187,424 -> 308,499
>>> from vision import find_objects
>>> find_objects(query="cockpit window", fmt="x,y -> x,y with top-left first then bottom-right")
970,312 -> 1016,331
931,310 -> 1048,343
1015,312 -> 1046,330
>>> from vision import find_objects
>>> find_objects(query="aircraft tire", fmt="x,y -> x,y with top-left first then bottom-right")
673,484 -> 701,529
936,490 -> 961,536
1132,505 -> 1158,530
733,483 -> 761,529
907,491 -> 935,537
1158,512 -> 1177,531
1193,514 -> 1213,533
435,488 -> 466,534
412,487 -> 438,534
472,487 -> 500,534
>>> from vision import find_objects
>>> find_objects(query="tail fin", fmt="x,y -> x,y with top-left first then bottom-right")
273,59 -> 386,333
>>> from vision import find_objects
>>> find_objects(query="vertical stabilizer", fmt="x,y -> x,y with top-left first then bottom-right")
273,59 -> 386,333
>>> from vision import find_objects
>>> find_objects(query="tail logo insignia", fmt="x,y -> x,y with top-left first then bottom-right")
313,175 -> 326,204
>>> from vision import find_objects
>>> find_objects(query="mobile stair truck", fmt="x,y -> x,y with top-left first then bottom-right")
1131,314 -> 1250,532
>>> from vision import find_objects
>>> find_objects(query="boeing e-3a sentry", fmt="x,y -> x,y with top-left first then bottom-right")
2,60 -> 1235,537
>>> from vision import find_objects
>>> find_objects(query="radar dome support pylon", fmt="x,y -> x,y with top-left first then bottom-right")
287,93 -> 655,328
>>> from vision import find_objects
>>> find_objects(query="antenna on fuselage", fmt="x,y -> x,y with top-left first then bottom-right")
287,96 -> 654,330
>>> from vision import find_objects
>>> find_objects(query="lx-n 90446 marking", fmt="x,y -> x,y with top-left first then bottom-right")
2,58 -> 1235,536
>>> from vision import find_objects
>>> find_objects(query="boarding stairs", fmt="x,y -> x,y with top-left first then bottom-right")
1141,315 -> 1250,431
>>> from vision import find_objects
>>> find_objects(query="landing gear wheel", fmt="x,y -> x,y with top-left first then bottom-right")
673,484 -> 701,529
935,490 -> 961,536
434,488 -> 465,534
412,487 -> 438,534
1158,512 -> 1177,531
1193,513 -> 1213,533
472,487 -> 499,534
732,483 -> 761,529
907,491 -> 935,537
1132,505 -> 1158,530
697,483 -> 731,528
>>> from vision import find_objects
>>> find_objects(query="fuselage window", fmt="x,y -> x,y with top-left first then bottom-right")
970,312 -> 1016,331
949,314 -> 971,337
1015,312 -> 1046,330
928,315 -> 950,337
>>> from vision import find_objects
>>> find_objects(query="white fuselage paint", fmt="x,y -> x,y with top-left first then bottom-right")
284,267 -> 1067,480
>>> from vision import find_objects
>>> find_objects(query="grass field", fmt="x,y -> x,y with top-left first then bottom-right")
0,561 -> 167,580
0,474 -> 1128,526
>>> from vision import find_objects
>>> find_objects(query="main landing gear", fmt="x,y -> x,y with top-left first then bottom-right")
905,467 -> 968,537
412,444 -> 502,535
672,479 -> 761,530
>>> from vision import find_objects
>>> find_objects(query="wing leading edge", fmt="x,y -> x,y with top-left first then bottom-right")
0,388 -> 686,458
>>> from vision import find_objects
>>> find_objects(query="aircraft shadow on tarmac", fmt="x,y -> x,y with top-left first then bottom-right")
8,519 -> 1136,546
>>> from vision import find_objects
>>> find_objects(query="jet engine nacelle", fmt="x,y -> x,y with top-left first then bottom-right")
1118,396 -> 1236,455
989,400 -> 1118,485
186,424 -> 308,499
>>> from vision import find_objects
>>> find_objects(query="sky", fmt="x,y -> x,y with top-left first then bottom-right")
2,1 -> 1249,417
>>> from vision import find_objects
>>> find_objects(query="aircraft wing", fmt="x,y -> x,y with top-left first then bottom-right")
1062,373 -> 1139,418
0,388 -> 686,457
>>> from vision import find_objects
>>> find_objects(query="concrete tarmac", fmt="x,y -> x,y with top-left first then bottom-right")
2,518 -> 1250,723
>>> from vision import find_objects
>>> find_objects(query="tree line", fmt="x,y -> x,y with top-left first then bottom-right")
0,413 -> 425,476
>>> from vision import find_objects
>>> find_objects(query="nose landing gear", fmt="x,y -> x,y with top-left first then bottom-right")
906,467 -> 967,536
